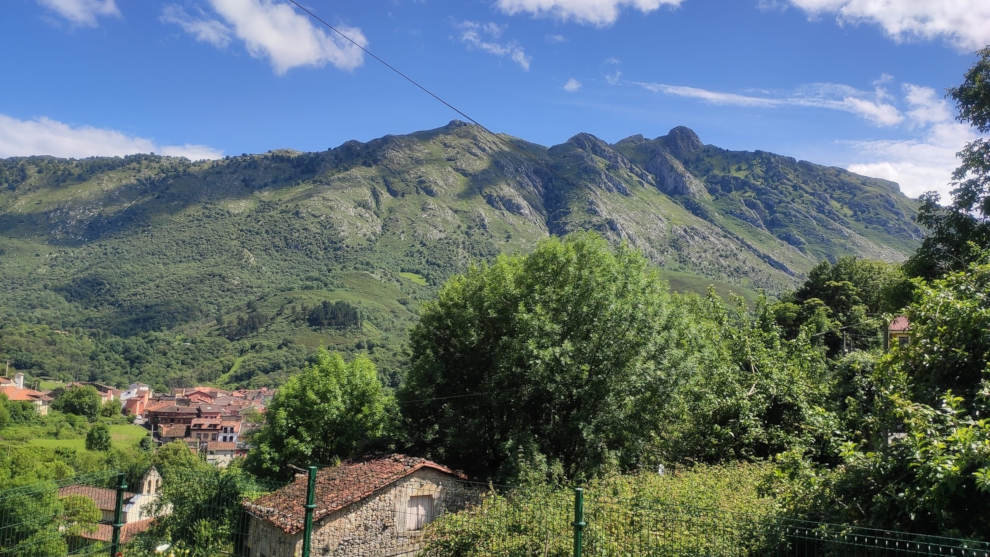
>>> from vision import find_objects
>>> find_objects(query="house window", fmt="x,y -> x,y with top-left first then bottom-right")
405,495 -> 434,531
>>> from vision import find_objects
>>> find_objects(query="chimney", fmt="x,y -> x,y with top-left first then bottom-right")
13,373 -> 23,389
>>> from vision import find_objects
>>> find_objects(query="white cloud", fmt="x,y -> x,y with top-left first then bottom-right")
0,114 -> 222,161
903,83 -> 952,127
37,0 -> 118,26
563,78 -> 582,92
605,70 -> 622,85
546,33 -> 567,43
633,79 -> 903,125
207,0 -> 367,74
161,5 -> 231,48
456,21 -> 531,71
495,0 -> 683,26
635,82 -> 781,107
787,0 -> 990,51
843,84 -> 977,200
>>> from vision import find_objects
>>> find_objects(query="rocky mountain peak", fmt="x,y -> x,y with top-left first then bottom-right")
662,126 -> 703,159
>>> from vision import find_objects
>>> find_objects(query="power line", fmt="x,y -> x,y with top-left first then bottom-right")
284,0 -> 496,138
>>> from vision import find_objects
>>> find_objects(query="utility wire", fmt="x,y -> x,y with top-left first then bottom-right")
284,0 -> 498,139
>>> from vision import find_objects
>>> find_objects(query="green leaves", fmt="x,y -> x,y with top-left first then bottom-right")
245,351 -> 395,479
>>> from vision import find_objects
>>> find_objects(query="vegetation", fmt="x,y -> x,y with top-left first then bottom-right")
246,351 -> 395,479
50,386 -> 102,419
422,463 -> 784,556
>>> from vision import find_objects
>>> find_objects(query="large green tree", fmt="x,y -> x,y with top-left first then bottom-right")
907,46 -> 990,279
399,233 -> 712,481
779,256 -> 990,538
245,351 -> 394,479
50,386 -> 101,419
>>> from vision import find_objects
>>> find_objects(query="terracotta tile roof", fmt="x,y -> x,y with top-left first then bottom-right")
58,485 -> 136,512
889,315 -> 911,332
245,454 -> 466,534
191,418 -> 222,428
76,518 -> 155,543
147,403 -> 197,414
159,424 -> 188,438
0,386 -> 47,402
207,442 -> 237,452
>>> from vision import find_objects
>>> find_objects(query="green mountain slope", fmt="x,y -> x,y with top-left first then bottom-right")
0,122 -> 921,388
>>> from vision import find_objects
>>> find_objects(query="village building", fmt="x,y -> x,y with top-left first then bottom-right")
886,315 -> 911,350
242,454 -> 473,557
205,441 -> 240,468
0,373 -> 52,415
58,467 -> 163,545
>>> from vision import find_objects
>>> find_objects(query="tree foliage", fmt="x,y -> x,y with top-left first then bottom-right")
778,256 -> 990,538
660,294 -> 829,465
51,386 -> 101,419
400,234 -> 720,481
84,423 -> 111,452
246,351 -> 394,479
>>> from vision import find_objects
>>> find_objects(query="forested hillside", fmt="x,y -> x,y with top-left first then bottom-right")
0,123 -> 921,388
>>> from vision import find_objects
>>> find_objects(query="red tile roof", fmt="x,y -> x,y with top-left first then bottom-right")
0,386 -> 47,402
76,518 -> 154,543
245,454 -> 466,534
889,315 -> 910,332
58,485 -> 136,512
207,442 -> 237,452
159,424 -> 188,438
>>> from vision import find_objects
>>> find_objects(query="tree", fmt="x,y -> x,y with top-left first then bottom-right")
906,46 -> 990,278
85,423 -> 111,452
778,256 -> 990,538
51,386 -> 101,419
245,351 -> 394,479
399,233 -> 710,481
660,294 -> 829,464
99,398 -> 122,418
779,257 -> 911,354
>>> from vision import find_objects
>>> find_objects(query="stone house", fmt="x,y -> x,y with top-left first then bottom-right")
58,467 -> 163,545
242,454 -> 474,557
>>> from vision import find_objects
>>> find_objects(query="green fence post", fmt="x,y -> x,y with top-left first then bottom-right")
572,487 -> 586,557
110,472 -> 127,556
302,466 -> 317,557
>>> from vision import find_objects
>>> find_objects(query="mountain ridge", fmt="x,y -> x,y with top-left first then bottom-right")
0,121 -> 922,387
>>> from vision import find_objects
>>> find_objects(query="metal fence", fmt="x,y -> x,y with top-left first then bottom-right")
1,469 -> 988,556
0,469 -> 116,557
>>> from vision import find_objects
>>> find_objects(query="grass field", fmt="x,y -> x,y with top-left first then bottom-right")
38,380 -> 64,391
14,423 -> 149,452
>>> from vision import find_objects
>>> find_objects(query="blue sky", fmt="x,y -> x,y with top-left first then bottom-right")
2,0 -> 988,200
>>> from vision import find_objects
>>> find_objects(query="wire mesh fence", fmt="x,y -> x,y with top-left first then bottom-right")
1,466 -> 989,556
0,469 -> 117,557
777,519 -> 990,556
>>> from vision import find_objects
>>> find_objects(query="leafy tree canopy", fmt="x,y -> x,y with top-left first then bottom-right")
399,233 -> 717,481
51,386 -> 101,419
246,351 -> 394,479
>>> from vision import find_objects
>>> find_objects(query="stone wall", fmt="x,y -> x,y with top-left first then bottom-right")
244,469 -> 479,557
244,517 -> 302,557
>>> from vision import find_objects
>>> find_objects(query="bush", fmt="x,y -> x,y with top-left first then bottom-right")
422,463 -> 785,556
85,423 -> 111,452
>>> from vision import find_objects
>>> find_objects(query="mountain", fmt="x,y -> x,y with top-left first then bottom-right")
0,122 -> 921,388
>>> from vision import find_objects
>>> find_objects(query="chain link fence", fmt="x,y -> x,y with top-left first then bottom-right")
1,468 -> 988,556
